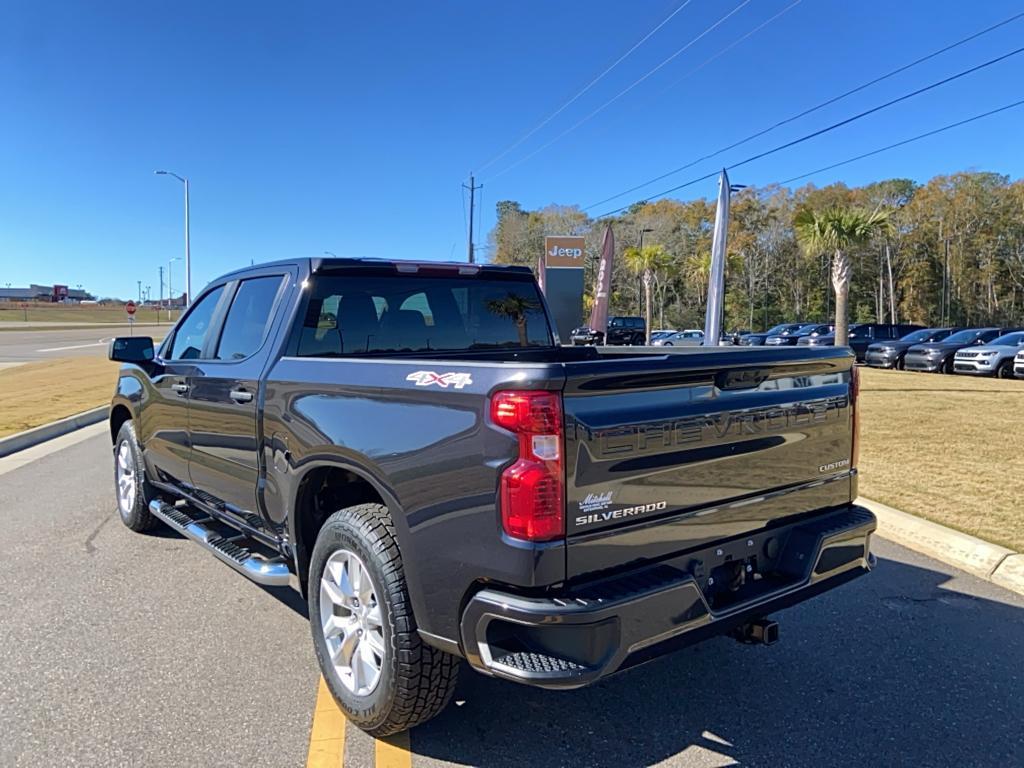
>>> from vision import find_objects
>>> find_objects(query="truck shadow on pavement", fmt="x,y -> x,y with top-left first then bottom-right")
409,555 -> 1024,768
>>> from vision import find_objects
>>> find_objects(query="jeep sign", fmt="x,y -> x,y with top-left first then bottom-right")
544,236 -> 585,268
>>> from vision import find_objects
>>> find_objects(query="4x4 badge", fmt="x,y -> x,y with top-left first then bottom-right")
406,371 -> 473,389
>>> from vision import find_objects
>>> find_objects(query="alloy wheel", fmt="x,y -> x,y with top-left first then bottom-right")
319,549 -> 385,696
115,441 -> 136,516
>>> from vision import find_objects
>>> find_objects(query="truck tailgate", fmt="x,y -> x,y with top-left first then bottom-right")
562,347 -> 855,581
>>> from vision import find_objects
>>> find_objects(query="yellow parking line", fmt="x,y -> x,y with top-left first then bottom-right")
376,731 -> 412,768
306,677 -> 346,768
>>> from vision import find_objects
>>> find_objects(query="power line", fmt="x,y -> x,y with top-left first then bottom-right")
778,97 -> 1024,186
586,9 -> 1024,211
484,0 -> 755,182
657,0 -> 804,97
475,0 -> 696,174
593,43 -> 1024,217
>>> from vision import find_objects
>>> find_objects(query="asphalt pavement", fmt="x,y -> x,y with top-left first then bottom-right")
0,325 -> 169,363
1,429 -> 1022,767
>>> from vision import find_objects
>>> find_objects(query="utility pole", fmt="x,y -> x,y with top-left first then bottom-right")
159,266 -> 164,314
463,174 -> 482,263
137,280 -> 142,303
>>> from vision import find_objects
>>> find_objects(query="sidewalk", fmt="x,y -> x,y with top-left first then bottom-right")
859,497 -> 1024,597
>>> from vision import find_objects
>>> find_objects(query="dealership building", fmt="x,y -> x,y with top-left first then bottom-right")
0,284 -> 96,302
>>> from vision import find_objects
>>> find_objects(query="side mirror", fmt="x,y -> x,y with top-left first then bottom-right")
109,336 -> 155,363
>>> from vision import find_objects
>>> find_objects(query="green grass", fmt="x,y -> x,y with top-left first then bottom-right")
858,366 -> 1024,552
0,357 -> 119,437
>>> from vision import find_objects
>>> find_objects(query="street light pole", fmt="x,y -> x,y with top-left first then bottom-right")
155,170 -> 192,307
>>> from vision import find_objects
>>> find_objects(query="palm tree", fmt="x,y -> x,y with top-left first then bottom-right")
623,244 -> 670,344
794,206 -> 891,346
486,292 -> 541,347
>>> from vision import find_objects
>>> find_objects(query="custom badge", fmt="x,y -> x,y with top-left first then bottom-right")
405,371 -> 474,389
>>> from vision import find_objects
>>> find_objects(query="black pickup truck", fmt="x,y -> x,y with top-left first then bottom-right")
108,257 -> 875,736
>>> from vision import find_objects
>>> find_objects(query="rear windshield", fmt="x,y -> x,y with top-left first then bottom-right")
293,273 -> 553,356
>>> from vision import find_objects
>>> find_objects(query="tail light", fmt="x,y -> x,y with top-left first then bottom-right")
850,365 -> 860,469
490,391 -> 564,542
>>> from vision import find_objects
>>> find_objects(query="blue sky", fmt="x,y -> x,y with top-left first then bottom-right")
1,0 -> 1022,300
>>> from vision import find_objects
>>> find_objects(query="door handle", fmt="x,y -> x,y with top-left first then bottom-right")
171,382 -> 189,395
229,389 -> 254,404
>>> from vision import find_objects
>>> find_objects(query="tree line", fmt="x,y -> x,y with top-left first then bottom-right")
488,171 -> 1024,334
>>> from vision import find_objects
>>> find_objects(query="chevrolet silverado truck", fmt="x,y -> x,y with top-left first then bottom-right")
107,257 -> 875,736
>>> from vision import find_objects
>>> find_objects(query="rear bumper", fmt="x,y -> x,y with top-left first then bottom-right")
460,505 -> 875,689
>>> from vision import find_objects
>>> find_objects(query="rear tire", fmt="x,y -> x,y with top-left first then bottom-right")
113,421 -> 158,532
308,503 -> 458,736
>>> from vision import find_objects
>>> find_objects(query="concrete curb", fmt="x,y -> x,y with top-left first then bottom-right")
858,497 -> 1024,597
0,406 -> 108,458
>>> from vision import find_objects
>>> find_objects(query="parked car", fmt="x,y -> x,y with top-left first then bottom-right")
1015,348 -> 1024,378
720,329 -> 749,346
651,329 -> 677,341
107,256 -> 874,735
570,326 -> 603,346
864,327 -> 961,370
797,323 -> 924,362
903,327 -> 1006,373
605,316 -> 646,345
653,329 -> 704,346
765,323 -> 833,346
953,331 -> 1024,378
741,323 -> 806,346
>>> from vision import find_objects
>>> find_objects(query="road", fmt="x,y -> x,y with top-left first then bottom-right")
1,429 -> 1022,767
0,325 -> 169,363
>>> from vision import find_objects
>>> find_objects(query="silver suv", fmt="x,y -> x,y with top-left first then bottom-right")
1015,348 -> 1024,378
953,331 -> 1024,378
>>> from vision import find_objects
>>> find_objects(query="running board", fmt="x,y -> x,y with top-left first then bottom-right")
148,500 -> 291,587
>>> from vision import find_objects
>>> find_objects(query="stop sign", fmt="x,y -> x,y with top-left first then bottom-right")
125,301 -> 137,315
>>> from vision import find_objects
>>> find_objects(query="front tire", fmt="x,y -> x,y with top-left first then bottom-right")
113,421 -> 158,532
943,356 -> 955,374
996,360 -> 1014,379
308,503 -> 458,736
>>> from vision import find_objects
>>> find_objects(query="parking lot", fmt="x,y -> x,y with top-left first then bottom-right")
1,426 -> 1022,767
